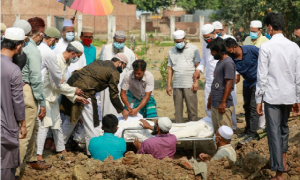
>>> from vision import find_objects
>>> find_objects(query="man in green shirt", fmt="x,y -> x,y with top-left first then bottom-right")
80,26 -> 96,65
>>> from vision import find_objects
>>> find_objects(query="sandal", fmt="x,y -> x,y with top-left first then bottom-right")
283,161 -> 291,173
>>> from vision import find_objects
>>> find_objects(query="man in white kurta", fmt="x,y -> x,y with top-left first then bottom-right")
193,24 -> 238,130
99,30 -> 136,117
37,41 -> 88,161
53,19 -> 86,80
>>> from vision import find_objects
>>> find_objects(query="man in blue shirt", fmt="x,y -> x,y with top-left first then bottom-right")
80,26 -> 96,65
88,114 -> 126,161
225,38 -> 260,143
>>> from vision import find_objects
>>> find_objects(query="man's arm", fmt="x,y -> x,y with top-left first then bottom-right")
120,72 -> 131,110
255,45 -> 269,115
193,45 -> 206,81
26,50 -> 46,107
99,46 -> 105,60
131,92 -> 152,115
120,89 -> 131,110
219,79 -> 234,113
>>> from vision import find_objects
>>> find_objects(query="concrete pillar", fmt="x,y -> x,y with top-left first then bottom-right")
107,15 -> 116,42
140,15 -> 146,42
15,14 -> 20,22
169,15 -> 175,40
199,16 -> 205,42
47,15 -> 52,28
77,15 -> 82,39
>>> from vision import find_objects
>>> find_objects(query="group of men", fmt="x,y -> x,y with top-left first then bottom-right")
1,17 -> 159,180
1,12 -> 300,180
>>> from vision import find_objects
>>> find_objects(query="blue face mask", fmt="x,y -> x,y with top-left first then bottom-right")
50,43 -> 56,50
113,42 -> 125,50
213,134 -> 218,144
265,30 -> 271,39
25,41 -> 30,47
250,32 -> 259,40
175,42 -> 185,49
65,32 -> 75,42
217,33 -> 222,37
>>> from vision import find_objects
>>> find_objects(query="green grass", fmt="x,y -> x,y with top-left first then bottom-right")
92,39 -> 107,47
159,42 -> 175,46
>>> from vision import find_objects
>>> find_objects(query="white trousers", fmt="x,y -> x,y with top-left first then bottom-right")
204,83 -> 237,130
37,120 -> 65,155
62,98 -> 102,155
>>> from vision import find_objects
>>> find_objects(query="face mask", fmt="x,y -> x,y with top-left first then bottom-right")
25,41 -> 30,47
117,65 -> 123,73
175,42 -> 185,49
213,134 -> 218,144
205,38 -> 212,44
37,37 -> 43,46
82,38 -> 92,46
113,42 -> 125,50
250,32 -> 259,40
70,56 -> 79,63
50,43 -> 56,50
217,33 -> 222,37
213,53 -> 222,60
265,30 -> 271,39
66,32 -> 75,42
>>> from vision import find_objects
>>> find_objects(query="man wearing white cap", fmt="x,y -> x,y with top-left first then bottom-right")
1,27 -> 27,180
212,21 -> 235,40
36,41 -> 89,162
53,19 -> 87,80
199,125 -> 236,162
167,30 -> 200,122
80,26 -> 96,65
61,53 -> 130,155
193,24 -> 238,131
243,20 -> 269,47
99,30 -> 136,118
134,117 -> 177,160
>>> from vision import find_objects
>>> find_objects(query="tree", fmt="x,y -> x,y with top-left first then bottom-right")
210,0 -> 300,38
121,0 -> 220,12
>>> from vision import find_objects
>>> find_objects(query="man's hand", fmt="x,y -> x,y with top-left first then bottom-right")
139,119 -> 153,130
122,109 -> 129,120
207,99 -> 211,110
75,87 -> 84,96
75,96 -> 90,105
166,86 -> 173,96
193,70 -> 200,81
218,102 -> 226,114
292,103 -> 300,114
19,126 -> 27,139
61,77 -> 65,84
235,74 -> 240,84
38,106 -> 46,120
192,82 -> 198,92
133,138 -> 142,152
199,153 -> 211,161
129,108 -> 139,116
256,103 -> 263,116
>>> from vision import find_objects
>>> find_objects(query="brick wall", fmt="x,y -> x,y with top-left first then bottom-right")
163,11 -> 187,17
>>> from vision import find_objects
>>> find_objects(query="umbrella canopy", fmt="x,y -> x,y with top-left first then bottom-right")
58,0 -> 114,16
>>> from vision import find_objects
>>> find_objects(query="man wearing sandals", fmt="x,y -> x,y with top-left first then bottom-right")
256,13 -> 300,180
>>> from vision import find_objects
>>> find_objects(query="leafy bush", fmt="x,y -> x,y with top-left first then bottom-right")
159,56 -> 168,90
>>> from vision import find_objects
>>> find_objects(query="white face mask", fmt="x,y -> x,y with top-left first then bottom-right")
69,56 -> 79,63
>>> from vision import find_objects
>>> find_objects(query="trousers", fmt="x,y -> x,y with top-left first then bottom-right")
62,98 -> 102,155
211,106 -> 233,133
264,102 -> 292,172
243,85 -> 259,137
2,168 -> 16,180
16,85 -> 38,176
36,120 -> 65,155
173,88 -> 198,123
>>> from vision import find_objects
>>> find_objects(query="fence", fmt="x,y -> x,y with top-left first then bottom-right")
1,14 -> 205,41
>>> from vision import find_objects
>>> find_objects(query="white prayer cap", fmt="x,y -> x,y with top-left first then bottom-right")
173,30 -> 185,40
158,117 -> 172,132
1,23 -> 7,31
213,21 -> 223,30
114,30 -> 126,39
202,24 -> 215,35
63,19 -> 73,27
114,53 -> 129,64
250,20 -> 262,28
218,125 -> 233,140
13,20 -> 32,35
70,41 -> 84,53
5,27 -> 25,41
